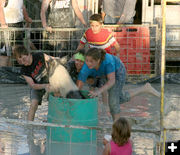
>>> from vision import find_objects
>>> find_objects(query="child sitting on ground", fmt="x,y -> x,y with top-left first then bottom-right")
103,117 -> 132,155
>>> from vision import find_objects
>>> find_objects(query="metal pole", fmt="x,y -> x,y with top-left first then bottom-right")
160,0 -> 166,154
160,0 -> 180,153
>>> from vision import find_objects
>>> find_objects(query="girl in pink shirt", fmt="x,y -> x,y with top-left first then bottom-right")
103,117 -> 132,155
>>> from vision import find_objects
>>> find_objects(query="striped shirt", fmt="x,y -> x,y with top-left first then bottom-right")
80,28 -> 116,54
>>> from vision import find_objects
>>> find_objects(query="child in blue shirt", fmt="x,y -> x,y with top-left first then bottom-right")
77,48 -> 160,120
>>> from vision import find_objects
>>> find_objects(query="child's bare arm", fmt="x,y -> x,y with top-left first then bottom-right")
76,80 -> 84,90
89,72 -> 115,97
114,42 -> 120,57
102,143 -> 111,155
23,75 -> 49,90
75,43 -> 85,54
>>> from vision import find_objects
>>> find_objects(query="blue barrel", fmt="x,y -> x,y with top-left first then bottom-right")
47,91 -> 98,143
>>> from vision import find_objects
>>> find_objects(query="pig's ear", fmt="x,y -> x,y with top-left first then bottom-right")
58,55 -> 69,65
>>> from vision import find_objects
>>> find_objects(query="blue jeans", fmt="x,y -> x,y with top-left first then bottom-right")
104,14 -> 134,24
108,66 -> 130,115
104,15 -> 120,24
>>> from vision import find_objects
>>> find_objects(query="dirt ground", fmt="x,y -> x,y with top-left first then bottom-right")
0,83 -> 180,154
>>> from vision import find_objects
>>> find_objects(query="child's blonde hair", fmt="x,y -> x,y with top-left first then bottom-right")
112,117 -> 131,146
89,14 -> 103,24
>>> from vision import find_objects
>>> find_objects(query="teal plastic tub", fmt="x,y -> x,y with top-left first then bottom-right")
47,91 -> 98,143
